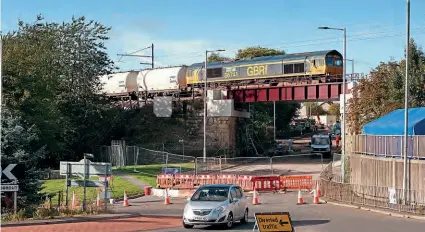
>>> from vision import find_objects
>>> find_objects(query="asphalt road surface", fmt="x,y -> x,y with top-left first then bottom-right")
4,193 -> 424,231
114,193 -> 425,232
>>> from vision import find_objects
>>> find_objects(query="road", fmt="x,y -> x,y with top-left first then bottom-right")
3,192 -> 424,231
120,193 -> 425,232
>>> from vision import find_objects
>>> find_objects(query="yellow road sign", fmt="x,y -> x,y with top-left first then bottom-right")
254,212 -> 294,232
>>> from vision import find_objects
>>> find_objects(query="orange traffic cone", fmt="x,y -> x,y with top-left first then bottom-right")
313,189 -> 320,204
123,191 -> 129,207
297,190 -> 304,205
72,191 -> 78,209
252,188 -> 259,205
316,182 -> 322,196
164,188 -> 171,205
96,192 -> 102,206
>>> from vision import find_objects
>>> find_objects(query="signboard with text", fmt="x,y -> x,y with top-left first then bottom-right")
253,212 -> 294,232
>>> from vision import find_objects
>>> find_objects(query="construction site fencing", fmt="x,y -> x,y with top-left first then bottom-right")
92,145 -> 196,173
352,134 -> 425,159
195,153 -> 324,176
156,173 -> 314,192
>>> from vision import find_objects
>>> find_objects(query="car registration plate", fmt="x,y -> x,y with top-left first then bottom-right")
193,216 -> 208,221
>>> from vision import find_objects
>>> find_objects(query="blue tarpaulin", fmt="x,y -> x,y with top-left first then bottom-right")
362,107 -> 425,135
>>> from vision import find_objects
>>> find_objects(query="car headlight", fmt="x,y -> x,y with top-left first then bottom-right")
184,205 -> 190,213
213,206 -> 226,215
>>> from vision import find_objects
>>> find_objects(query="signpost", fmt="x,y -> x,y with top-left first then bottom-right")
1,163 -> 25,214
253,212 -> 294,232
60,155 -> 112,211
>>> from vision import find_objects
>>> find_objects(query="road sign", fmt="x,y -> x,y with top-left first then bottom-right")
1,164 -> 25,182
68,180 -> 107,188
1,185 -> 19,192
253,212 -> 294,232
59,160 -> 112,176
162,167 -> 180,174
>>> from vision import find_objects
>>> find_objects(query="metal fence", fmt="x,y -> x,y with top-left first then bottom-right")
195,153 -> 325,176
352,134 -> 425,159
92,145 -> 196,169
320,154 -> 425,215
320,178 -> 425,215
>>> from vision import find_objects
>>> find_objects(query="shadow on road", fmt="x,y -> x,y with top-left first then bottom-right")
293,219 -> 330,227
197,222 -> 255,230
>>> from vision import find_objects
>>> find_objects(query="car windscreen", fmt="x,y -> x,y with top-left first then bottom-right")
312,137 -> 329,145
191,187 -> 229,202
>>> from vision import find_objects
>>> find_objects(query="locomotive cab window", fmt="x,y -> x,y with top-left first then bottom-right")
326,57 -> 334,66
207,68 -> 222,78
335,58 -> 343,67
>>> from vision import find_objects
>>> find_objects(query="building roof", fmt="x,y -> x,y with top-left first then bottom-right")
362,107 -> 425,135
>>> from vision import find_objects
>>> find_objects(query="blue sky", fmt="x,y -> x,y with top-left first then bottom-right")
2,0 -> 425,74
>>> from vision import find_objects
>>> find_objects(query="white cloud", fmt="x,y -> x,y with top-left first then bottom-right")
107,28 -> 238,71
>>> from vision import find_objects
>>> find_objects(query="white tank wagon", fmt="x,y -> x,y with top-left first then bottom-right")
98,71 -> 139,98
137,66 -> 188,99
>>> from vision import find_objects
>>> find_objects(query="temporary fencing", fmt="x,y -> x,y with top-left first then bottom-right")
156,173 -> 314,192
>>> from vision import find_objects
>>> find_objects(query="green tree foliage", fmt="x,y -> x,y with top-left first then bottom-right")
347,39 -> 425,134
208,53 -> 231,62
2,15 -> 117,166
1,107 -> 45,209
328,103 -> 341,119
236,46 -> 285,59
303,102 -> 328,117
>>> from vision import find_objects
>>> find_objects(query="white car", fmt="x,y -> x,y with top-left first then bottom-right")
182,184 -> 249,229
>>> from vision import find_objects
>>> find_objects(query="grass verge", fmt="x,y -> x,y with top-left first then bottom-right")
41,176 -> 142,203
114,163 -> 195,187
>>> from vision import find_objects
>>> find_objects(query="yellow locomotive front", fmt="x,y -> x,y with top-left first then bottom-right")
324,51 -> 343,78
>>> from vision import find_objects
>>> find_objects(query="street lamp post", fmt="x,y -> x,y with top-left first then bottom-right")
402,0 -> 410,204
318,26 -> 347,183
204,49 -> 225,162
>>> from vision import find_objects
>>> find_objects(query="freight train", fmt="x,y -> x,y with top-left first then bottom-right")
99,49 -> 343,100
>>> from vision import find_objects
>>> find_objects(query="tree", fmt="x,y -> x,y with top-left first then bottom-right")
1,107 -> 45,210
2,15 -> 117,166
208,53 -> 231,62
236,46 -> 285,59
347,39 -> 425,134
328,103 -> 341,118
303,102 -> 328,117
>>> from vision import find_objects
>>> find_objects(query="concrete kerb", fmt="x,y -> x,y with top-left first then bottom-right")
326,200 -> 425,221
1,213 -> 182,228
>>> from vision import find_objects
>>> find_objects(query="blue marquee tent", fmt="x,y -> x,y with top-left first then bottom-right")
362,107 -> 425,135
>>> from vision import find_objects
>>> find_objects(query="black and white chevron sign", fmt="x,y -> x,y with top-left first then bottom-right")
1,164 -> 25,182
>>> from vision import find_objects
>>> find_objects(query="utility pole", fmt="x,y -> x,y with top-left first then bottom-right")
117,43 -> 154,69
402,0 -> 410,205
273,101 -> 276,141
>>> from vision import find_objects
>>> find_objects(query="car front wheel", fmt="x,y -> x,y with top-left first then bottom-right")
240,209 -> 248,224
225,212 -> 234,229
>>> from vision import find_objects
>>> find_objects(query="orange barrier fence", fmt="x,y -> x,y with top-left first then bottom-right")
251,176 -> 281,192
280,175 -> 313,191
156,174 -> 313,191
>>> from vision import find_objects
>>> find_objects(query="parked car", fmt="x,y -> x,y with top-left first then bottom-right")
182,184 -> 249,229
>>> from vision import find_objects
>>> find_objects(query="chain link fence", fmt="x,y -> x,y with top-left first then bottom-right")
195,153 -> 325,176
